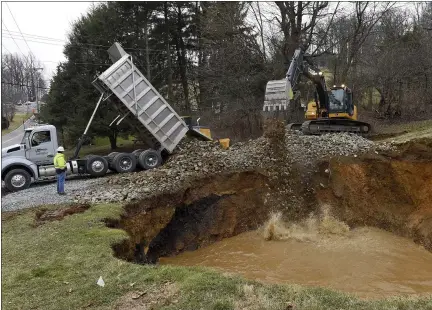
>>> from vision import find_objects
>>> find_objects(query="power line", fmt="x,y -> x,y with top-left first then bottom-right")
3,30 -> 64,42
3,34 -> 65,46
6,2 -> 36,60
2,21 -> 29,60
2,81 -> 49,89
2,32 -> 170,53
1,81 -> 50,90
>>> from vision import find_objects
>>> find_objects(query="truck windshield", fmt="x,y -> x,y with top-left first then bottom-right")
21,130 -> 31,144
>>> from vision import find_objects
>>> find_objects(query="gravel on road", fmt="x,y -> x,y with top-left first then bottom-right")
1,177 -> 100,212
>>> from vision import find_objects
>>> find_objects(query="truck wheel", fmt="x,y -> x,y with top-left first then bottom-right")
113,153 -> 137,173
86,155 -> 109,177
138,149 -> 162,170
4,169 -> 31,191
107,152 -> 119,171
132,149 -> 145,157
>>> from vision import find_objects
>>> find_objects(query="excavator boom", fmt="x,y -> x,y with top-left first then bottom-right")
263,48 -> 371,135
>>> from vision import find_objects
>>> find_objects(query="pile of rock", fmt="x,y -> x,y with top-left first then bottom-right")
73,130 -> 389,204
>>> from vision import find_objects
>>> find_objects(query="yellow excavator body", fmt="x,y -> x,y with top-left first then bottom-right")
262,47 -> 370,135
305,100 -> 358,121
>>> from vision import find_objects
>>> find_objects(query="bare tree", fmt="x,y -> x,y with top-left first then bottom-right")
1,53 -> 46,121
340,2 -> 394,82
249,2 -> 267,61
275,1 -> 329,60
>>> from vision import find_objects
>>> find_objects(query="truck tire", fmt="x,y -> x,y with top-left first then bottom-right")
138,149 -> 162,170
107,152 -> 119,171
113,153 -> 137,173
4,169 -> 31,192
86,155 -> 109,177
132,149 -> 145,157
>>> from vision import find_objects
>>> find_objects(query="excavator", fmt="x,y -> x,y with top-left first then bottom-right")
263,48 -> 371,135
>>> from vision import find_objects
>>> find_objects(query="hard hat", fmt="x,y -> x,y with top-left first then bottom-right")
57,146 -> 65,152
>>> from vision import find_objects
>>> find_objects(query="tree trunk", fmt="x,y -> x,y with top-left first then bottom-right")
144,21 -> 151,81
367,88 -> 373,111
109,132 -> 118,150
164,2 -> 173,101
197,2 -> 207,109
175,3 -> 190,113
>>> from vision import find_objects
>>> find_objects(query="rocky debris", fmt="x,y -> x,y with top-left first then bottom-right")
75,127 -> 387,204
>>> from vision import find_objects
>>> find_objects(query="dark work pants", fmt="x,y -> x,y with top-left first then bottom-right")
56,171 -> 66,193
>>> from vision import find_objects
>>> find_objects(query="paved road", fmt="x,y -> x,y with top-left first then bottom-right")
2,115 -> 36,148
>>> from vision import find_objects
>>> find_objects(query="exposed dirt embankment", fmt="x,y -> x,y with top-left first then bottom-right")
108,171 -> 278,263
107,131 -> 432,265
317,138 -> 432,250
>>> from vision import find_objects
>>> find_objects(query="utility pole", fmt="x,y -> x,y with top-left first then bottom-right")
33,67 -> 43,120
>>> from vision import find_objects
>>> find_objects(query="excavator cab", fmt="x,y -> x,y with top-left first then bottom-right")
328,86 -> 356,119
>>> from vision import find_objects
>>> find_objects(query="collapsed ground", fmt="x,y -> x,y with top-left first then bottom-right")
101,127 -> 432,266
2,120 -> 432,309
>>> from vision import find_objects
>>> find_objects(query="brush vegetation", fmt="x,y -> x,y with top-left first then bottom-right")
2,204 -> 432,310
1,113 -> 31,135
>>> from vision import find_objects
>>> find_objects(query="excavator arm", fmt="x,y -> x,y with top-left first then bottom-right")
263,47 -> 371,135
263,48 -> 329,113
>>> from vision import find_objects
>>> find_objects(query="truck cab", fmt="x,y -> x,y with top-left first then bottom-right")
2,125 -> 59,191
2,125 -> 58,164
21,125 -> 59,164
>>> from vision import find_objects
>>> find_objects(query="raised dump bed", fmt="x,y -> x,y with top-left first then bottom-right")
93,43 -> 188,154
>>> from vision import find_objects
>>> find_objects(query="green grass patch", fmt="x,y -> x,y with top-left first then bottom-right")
64,136 -> 136,157
1,113 -> 32,135
93,135 -> 134,147
2,204 -> 432,309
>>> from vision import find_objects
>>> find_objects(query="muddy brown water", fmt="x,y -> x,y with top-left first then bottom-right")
160,226 -> 432,299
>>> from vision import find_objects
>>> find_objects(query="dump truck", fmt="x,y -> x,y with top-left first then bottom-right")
1,42 -> 213,192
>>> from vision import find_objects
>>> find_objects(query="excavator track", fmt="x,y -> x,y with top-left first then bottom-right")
287,123 -> 303,131
300,118 -> 371,136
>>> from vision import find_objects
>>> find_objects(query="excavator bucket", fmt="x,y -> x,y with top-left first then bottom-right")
263,79 -> 293,113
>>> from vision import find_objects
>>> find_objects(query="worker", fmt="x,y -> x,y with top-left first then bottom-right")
53,146 -> 67,195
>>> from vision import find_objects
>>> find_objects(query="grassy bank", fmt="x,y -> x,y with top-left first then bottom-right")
1,113 -> 31,135
2,204 -> 431,310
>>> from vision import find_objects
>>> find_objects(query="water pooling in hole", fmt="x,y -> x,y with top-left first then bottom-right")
160,212 -> 432,299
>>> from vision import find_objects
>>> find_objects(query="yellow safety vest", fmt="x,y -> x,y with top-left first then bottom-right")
53,153 -> 67,169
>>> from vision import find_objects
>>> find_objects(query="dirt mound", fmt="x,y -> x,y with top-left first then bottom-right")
316,138 -> 432,250
34,204 -> 90,226
75,127 -> 380,204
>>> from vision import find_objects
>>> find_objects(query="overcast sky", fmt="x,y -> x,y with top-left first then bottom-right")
2,1 -> 417,86
2,1 -> 94,83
